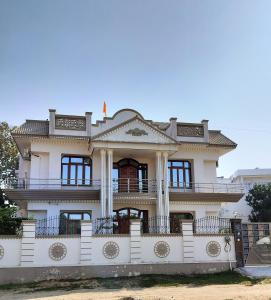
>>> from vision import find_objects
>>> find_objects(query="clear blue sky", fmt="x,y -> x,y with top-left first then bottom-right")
0,0 -> 271,177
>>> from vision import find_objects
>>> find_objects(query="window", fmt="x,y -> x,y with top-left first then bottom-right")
168,160 -> 192,188
61,156 -> 92,185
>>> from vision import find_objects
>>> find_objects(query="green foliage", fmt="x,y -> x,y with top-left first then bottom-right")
0,121 -> 19,205
0,206 -> 24,235
246,183 -> 271,222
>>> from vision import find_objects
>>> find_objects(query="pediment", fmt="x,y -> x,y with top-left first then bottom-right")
91,116 -> 176,144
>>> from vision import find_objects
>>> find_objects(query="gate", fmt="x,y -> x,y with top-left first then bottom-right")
241,222 -> 271,265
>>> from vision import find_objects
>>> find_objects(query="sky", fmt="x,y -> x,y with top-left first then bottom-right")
0,0 -> 271,177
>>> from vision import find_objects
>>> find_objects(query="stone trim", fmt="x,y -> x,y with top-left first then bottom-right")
0,235 -> 22,239
93,234 -> 130,238
142,233 -> 182,237
35,235 -> 80,239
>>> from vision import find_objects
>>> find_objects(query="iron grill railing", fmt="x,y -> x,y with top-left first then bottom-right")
141,216 -> 182,234
36,216 -> 81,236
193,216 -> 232,234
93,217 -> 127,235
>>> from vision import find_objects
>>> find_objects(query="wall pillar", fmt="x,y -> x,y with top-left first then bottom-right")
80,220 -> 92,265
230,218 -> 244,267
107,149 -> 113,217
181,220 -> 194,263
20,220 -> 36,266
100,149 -> 106,217
130,219 -> 141,264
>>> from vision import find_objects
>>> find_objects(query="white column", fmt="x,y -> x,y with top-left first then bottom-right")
182,220 -> 194,263
20,220 -> 36,266
156,152 -> 163,217
100,149 -> 106,217
163,152 -> 170,231
130,219 -> 141,264
80,220 -> 92,265
107,149 -> 113,217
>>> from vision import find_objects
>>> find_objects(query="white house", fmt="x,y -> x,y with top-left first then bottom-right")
5,108 -> 243,229
220,168 -> 271,221
0,108 -> 245,282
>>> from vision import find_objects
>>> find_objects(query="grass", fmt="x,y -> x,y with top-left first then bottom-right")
0,271 -> 270,293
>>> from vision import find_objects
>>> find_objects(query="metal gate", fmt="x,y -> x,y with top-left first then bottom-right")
241,223 -> 271,265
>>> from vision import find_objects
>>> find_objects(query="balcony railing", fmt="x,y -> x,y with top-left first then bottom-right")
3,178 -> 244,194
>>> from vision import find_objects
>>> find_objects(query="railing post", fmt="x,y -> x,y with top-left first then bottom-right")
181,220 -> 194,263
20,220 -> 36,266
130,219 -> 141,264
80,220 -> 93,265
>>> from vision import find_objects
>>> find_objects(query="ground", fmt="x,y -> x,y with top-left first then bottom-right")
1,271 -> 271,300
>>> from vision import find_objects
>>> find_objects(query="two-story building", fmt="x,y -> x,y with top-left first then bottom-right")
5,108 -> 243,233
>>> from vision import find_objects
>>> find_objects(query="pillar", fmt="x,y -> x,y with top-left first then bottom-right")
130,219 -> 141,263
181,220 -> 194,263
163,152 -> 170,232
100,149 -> 106,217
156,151 -> 163,217
107,149 -> 113,217
20,220 -> 36,266
80,220 -> 92,265
230,218 -> 244,267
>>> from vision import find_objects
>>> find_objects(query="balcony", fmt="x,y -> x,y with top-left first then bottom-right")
3,178 -> 244,193
3,177 -> 244,204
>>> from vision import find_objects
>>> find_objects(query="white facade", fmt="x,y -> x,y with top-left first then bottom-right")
220,168 -> 271,220
6,108 -> 243,225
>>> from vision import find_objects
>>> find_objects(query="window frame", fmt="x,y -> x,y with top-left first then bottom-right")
168,160 -> 192,189
61,155 -> 92,186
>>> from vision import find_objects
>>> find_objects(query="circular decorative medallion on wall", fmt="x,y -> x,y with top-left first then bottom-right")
49,242 -> 67,261
154,241 -> 170,258
0,245 -> 4,260
206,241 -> 221,257
103,241 -> 120,259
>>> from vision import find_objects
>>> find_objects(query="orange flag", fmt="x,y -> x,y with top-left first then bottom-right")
103,101 -> 107,116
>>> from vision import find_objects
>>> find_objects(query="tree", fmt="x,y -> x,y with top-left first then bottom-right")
246,184 -> 271,222
0,122 -> 19,206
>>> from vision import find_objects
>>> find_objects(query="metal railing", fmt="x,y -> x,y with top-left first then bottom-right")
193,216 -> 232,234
3,178 -> 101,190
141,216 -> 182,234
36,216 -> 81,236
3,178 -> 244,194
113,178 -> 156,193
93,216 -> 128,235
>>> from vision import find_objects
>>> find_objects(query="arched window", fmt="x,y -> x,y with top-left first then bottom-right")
61,156 -> 92,185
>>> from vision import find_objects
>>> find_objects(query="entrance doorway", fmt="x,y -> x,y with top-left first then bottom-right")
113,158 -> 148,192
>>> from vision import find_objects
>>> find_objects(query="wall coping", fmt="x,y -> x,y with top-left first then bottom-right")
0,235 -> 22,239
35,235 -> 80,239
22,220 -> 37,224
93,234 -> 130,238
142,233 -> 182,237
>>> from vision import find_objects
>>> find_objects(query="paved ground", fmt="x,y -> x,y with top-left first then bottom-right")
239,265 -> 271,278
2,284 -> 271,300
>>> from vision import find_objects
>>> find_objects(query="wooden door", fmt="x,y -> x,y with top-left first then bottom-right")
119,165 -> 138,192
